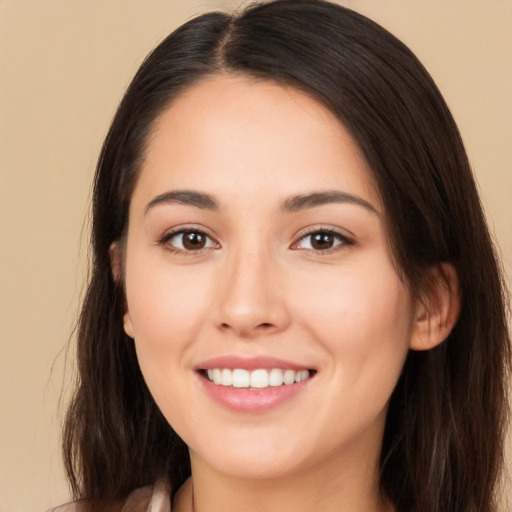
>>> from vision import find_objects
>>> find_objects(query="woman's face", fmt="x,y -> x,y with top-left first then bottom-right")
121,75 -> 416,481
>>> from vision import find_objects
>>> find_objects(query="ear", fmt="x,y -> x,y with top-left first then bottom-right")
109,242 -> 134,339
123,310 -> 135,339
409,263 -> 460,351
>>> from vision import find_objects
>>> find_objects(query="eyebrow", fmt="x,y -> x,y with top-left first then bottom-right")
144,189 -> 378,216
145,190 -> 219,213
281,191 -> 379,215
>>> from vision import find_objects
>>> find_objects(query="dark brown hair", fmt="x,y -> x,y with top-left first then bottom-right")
63,1 -> 510,511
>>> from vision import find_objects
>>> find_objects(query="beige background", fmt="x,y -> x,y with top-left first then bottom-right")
1,1 -> 510,511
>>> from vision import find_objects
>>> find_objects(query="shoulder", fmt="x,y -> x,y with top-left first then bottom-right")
46,479 -> 171,512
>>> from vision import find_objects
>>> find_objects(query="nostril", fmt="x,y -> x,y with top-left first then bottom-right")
219,321 -> 275,334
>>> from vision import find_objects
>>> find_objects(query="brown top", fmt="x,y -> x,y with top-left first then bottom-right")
46,480 -> 171,512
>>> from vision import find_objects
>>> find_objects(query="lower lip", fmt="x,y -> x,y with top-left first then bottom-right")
198,374 -> 312,413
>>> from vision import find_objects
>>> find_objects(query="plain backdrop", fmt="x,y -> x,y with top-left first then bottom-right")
0,1 -> 511,511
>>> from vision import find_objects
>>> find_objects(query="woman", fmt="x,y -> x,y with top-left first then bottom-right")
53,1 -> 510,511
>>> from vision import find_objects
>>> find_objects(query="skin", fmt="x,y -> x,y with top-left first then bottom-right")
118,75 -> 457,512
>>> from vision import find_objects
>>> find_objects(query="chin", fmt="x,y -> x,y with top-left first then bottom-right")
187,429 -> 312,480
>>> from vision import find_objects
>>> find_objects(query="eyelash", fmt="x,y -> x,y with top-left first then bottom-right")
158,228 -> 219,255
158,227 -> 354,255
291,228 -> 354,254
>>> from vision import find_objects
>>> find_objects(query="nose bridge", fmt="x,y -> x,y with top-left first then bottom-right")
216,235 -> 288,337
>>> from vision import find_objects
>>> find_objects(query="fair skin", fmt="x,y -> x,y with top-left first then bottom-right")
116,75 -> 458,512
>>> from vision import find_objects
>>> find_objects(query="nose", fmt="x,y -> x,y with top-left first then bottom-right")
214,247 -> 290,338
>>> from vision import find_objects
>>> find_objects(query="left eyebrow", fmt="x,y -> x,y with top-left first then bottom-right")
280,190 -> 379,215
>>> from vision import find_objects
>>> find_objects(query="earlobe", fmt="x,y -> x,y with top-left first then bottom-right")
123,311 -> 135,339
409,263 -> 461,351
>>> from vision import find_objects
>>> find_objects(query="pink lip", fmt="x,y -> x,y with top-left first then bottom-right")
195,355 -> 315,413
196,355 -> 312,371
198,375 -> 312,413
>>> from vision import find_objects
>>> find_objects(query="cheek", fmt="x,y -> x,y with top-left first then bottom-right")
124,250 -> 214,373
124,259 -> 217,431
295,255 -> 411,331
290,262 -> 412,447
292,256 -> 412,390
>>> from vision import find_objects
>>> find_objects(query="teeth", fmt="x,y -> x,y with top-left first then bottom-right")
250,369 -> 268,388
232,369 -> 250,388
283,369 -> 295,385
213,368 -> 222,385
295,370 -> 309,383
204,368 -> 311,388
269,368 -> 283,386
221,368 -> 233,386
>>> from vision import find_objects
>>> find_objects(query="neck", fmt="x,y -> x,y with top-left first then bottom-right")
174,447 -> 393,512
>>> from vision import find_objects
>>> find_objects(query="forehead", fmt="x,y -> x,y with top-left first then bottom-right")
135,74 -> 381,211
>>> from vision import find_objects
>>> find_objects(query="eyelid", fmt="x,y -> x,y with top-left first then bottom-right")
290,226 -> 354,252
157,224 -> 354,254
158,225 -> 220,254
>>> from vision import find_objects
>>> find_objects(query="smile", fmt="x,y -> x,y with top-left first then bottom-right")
196,356 -> 316,412
205,368 -> 311,389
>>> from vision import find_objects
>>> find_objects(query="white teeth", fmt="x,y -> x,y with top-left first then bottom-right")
213,368 -> 222,385
269,368 -> 284,387
283,369 -> 295,385
221,368 -> 232,386
295,369 -> 309,383
250,369 -> 269,388
232,369 -> 250,388
204,368 -> 311,388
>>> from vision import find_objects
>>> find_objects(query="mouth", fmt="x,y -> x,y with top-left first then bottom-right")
199,367 -> 315,390
195,355 -> 317,412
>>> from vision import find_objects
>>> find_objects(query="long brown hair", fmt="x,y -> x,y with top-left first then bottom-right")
63,1 -> 510,511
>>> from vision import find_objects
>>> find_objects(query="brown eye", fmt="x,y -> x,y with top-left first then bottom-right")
310,232 -> 336,250
182,231 -> 206,250
162,229 -> 218,253
294,230 -> 350,252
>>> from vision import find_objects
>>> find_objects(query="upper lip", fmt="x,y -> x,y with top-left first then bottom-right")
196,355 -> 314,371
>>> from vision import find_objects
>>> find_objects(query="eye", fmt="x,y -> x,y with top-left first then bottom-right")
293,229 -> 352,252
160,229 -> 219,253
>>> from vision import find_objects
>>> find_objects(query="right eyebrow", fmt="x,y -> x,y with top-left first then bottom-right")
144,190 -> 220,214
